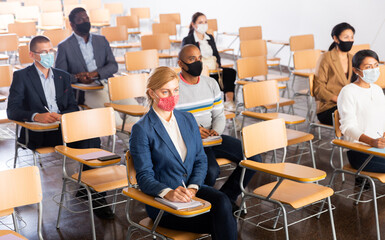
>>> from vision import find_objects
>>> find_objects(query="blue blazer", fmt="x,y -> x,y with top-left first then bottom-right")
7,64 -> 78,148
55,33 -> 118,83
129,108 -> 207,219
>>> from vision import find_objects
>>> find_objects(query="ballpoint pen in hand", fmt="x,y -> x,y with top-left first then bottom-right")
44,106 -> 51,113
181,179 -> 191,202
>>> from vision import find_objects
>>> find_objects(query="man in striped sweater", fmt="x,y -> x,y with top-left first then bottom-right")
175,45 -> 262,211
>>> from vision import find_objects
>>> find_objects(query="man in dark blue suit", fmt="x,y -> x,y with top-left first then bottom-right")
6,36 -> 114,219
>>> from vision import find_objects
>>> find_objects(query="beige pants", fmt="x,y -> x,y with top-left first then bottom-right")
84,82 -> 140,126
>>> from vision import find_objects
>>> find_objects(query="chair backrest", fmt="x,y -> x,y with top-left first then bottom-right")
333,110 -> 342,138
236,55 -> 268,79
349,43 -> 370,56
242,118 -> 287,158
63,0 -> 79,4
207,19 -> 218,32
90,8 -> 110,24
239,26 -> 262,41
125,151 -> 137,186
39,11 -> 64,27
240,39 -> 267,58
293,49 -> 322,70
124,49 -> 159,72
141,34 -> 171,51
159,13 -> 181,25
152,22 -> 177,36
43,28 -> 72,47
18,45 -> 33,65
0,2 -> 21,15
289,34 -> 314,51
309,74 -> 315,97
242,80 -> 280,108
104,2 -> 124,15
8,22 -> 37,38
374,65 -> 385,89
61,107 -> 116,143
108,73 -> 148,101
0,166 -> 42,211
40,0 -> 62,13
116,15 -> 139,29
0,34 -> 19,52
131,7 -> 150,19
15,6 -> 39,21
101,25 -> 127,42
0,65 -> 13,88
81,0 -> 102,11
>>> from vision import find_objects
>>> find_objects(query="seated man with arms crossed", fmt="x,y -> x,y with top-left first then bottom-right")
56,7 -> 138,125
175,44 -> 262,211
7,36 -> 113,219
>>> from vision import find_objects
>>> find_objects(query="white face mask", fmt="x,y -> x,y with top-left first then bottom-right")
196,24 -> 208,34
358,67 -> 380,84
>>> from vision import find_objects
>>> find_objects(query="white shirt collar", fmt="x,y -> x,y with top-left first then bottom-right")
193,31 -> 210,42
153,108 -> 177,125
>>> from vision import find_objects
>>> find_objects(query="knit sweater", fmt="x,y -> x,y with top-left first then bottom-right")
337,83 -> 385,143
175,74 -> 225,135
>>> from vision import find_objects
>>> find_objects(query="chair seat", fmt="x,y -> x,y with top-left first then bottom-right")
0,95 -> 6,102
110,42 -> 141,49
35,146 -> 55,154
71,165 -> 128,192
224,111 -> 235,119
343,164 -> 385,183
253,179 -> 333,209
104,102 -> 148,116
170,39 -> 182,44
286,128 -> 314,146
253,74 -> 290,82
91,22 -> 110,27
0,54 -> 9,61
242,111 -> 306,125
236,80 -> 286,90
217,158 -> 232,166
158,52 -> 178,58
115,56 -> 125,64
263,98 -> 295,109
0,208 -> 13,217
218,48 -> 233,53
293,69 -> 315,77
0,230 -> 27,239
139,217 -> 209,240
0,110 -> 10,124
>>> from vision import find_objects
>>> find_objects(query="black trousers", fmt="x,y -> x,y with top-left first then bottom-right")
316,106 -> 337,126
210,67 -> 237,99
157,186 -> 237,240
347,150 -> 385,173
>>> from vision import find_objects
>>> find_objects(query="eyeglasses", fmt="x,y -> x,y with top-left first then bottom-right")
33,49 -> 56,55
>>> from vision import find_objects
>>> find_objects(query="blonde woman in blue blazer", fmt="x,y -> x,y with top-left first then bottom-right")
129,67 -> 237,240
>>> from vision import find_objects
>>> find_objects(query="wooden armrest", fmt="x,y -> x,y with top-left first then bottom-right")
332,139 -> 385,157
71,84 -> 104,91
55,146 -> 120,167
122,187 -> 211,217
266,40 -> 289,45
104,103 -> 148,116
11,120 -> 59,131
240,160 -> 326,182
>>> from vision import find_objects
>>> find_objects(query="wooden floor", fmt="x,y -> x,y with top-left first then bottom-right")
1,66 -> 385,240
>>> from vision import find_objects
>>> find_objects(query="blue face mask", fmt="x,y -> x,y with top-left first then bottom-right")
358,67 -> 380,84
38,52 -> 54,69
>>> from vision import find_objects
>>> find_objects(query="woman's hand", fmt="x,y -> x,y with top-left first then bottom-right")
370,137 -> 385,148
331,95 -> 338,103
164,186 -> 193,202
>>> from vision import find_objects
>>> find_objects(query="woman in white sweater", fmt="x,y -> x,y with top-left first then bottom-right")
337,49 -> 385,173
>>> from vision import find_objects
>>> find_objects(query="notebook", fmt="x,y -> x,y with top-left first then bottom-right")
25,121 -> 60,126
76,150 -> 116,161
155,197 -> 202,210
202,135 -> 223,147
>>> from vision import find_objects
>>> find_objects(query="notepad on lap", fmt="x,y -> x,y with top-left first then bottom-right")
76,150 -> 116,161
155,197 -> 202,210
202,135 -> 222,147
25,121 -> 60,126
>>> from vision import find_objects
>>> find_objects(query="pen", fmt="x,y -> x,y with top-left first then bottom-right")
181,179 -> 191,202
44,106 -> 51,113
377,132 -> 384,138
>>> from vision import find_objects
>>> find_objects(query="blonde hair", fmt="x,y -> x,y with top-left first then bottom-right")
146,66 -> 179,106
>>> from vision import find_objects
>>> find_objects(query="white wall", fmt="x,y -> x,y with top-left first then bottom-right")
102,0 -> 385,66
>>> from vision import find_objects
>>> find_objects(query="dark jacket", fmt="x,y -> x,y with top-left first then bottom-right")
182,31 -> 221,67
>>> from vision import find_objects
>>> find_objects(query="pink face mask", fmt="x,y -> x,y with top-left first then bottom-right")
155,94 -> 179,112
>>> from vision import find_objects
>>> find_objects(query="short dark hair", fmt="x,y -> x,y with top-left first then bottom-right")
69,7 -> 86,23
351,49 -> 379,82
29,35 -> 51,52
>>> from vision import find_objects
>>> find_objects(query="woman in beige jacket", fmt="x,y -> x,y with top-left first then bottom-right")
314,22 -> 355,125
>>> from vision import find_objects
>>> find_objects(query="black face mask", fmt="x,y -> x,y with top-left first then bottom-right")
75,22 -> 91,35
337,39 -> 354,52
181,60 -> 203,77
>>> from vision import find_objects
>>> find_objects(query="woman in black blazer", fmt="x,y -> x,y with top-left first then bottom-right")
182,12 -> 237,112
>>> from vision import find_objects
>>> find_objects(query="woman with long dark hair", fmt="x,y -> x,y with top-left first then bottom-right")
338,49 -> 385,173
313,22 -> 355,125
182,12 -> 237,111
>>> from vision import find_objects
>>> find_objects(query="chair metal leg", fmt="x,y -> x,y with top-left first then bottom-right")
232,118 -> 238,138
279,203 -> 289,240
327,197 -> 337,240
309,140 -> 316,169
354,178 -> 367,206
38,202 -> 43,240
272,208 -> 282,229
112,189 -> 118,213
368,178 -> 381,240
12,212 -> 19,233
338,147 -> 345,182
56,178 -> 67,229
85,186 -> 97,240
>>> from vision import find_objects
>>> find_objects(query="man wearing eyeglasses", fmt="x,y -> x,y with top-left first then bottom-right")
7,35 -> 101,152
